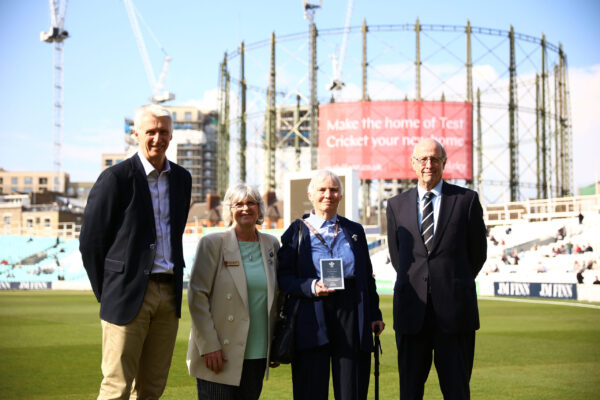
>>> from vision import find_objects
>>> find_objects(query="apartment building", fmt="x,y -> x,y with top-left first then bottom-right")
0,170 -> 69,195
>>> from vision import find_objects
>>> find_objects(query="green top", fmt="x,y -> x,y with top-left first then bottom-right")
238,241 -> 268,359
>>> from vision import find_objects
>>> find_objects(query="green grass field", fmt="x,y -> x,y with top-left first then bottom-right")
0,291 -> 598,399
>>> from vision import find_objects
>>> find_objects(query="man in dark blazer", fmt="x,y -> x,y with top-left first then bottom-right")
80,104 -> 191,399
278,170 -> 384,400
386,139 -> 487,400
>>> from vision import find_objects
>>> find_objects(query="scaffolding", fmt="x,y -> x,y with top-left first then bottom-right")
217,20 -> 573,211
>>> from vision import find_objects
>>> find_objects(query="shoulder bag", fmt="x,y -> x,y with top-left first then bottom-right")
271,220 -> 303,364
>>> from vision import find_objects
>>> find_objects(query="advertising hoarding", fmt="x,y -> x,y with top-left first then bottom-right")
493,282 -> 577,300
318,100 -> 473,179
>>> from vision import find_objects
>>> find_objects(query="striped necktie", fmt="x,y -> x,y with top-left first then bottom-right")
421,191 -> 435,252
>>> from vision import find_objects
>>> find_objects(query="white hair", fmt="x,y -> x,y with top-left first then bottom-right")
133,104 -> 172,133
307,170 -> 344,197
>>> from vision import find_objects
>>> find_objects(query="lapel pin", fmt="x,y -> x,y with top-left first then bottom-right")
352,234 -> 358,242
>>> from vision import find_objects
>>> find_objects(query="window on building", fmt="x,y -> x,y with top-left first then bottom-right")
0,177 -> 3,184
184,112 -> 192,121
67,188 -> 75,196
3,215 -> 10,226
39,177 -> 48,185
44,218 -> 51,228
105,159 -> 113,166
24,177 -> 33,185
26,218 -> 33,228
54,177 -> 60,185
11,177 -> 18,185
172,112 -> 177,120
35,217 -> 40,224
23,188 -> 32,193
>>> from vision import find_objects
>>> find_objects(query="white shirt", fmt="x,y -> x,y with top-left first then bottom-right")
416,180 -> 443,234
137,152 -> 173,274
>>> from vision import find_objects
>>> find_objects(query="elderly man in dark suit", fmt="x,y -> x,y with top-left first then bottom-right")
278,170 -> 385,400
80,104 -> 191,399
386,138 -> 487,400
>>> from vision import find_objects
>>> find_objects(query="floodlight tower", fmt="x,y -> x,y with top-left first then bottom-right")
40,0 -> 69,191
304,0 -> 321,169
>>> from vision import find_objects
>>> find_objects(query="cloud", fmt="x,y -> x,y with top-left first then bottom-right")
184,89 -> 220,111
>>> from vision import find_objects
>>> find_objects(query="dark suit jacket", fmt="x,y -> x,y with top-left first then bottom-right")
386,181 -> 487,334
79,154 -> 191,325
277,215 -> 382,352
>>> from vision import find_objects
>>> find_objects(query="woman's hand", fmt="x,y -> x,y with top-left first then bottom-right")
203,349 -> 227,373
315,280 -> 336,297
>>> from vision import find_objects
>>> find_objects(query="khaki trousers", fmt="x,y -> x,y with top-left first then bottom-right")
98,280 -> 179,400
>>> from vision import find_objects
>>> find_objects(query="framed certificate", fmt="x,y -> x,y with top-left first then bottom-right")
320,258 -> 344,290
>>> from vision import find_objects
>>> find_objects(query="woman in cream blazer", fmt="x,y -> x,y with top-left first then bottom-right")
187,183 -> 280,400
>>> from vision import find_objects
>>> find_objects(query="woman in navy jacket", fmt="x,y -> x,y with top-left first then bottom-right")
277,170 -> 384,400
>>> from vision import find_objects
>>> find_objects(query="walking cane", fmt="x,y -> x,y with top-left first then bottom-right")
374,325 -> 382,400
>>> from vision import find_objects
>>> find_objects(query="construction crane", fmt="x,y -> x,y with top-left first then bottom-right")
328,0 -> 354,93
123,0 -> 174,104
40,0 -> 69,190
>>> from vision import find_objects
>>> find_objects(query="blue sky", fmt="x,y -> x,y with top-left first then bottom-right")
1,0 -> 599,190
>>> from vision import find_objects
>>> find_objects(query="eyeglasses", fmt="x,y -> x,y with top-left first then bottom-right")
232,201 -> 258,209
413,156 -> 445,166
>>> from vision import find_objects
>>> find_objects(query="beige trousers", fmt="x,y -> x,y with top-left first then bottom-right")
98,280 -> 179,400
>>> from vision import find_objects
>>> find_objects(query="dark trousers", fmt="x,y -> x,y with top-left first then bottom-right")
395,296 -> 475,400
196,358 -> 266,400
292,279 -> 371,400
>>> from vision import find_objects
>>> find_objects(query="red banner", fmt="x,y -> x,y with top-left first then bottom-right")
318,101 -> 473,179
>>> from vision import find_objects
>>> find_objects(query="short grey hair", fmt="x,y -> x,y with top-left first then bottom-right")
307,170 -> 344,197
133,104 -> 172,133
411,138 -> 447,160
222,183 -> 266,226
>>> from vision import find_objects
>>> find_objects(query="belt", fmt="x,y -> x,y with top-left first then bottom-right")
149,273 -> 174,283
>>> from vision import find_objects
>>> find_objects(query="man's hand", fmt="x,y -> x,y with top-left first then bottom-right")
372,320 -> 385,336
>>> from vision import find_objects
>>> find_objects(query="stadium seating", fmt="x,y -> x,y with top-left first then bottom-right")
2,213 -> 597,292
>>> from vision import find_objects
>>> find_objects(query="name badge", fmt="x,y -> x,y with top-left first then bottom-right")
224,260 -> 240,267
320,258 -> 344,290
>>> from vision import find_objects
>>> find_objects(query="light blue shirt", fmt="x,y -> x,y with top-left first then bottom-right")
137,152 -> 173,274
416,180 -> 443,234
305,212 -> 355,279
